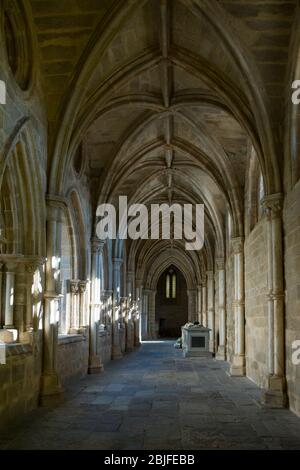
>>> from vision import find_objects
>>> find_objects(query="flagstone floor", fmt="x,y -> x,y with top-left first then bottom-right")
1,340 -> 300,450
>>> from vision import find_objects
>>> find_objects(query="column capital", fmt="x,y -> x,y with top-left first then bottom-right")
262,193 -> 283,218
23,256 -> 45,274
78,280 -> 87,294
101,290 -> 113,302
216,258 -> 225,270
206,270 -> 214,280
0,254 -> 25,271
91,237 -> 105,254
187,288 -> 197,297
69,280 -> 79,294
143,288 -> 152,295
231,237 -> 244,254
46,195 -> 66,222
113,257 -> 123,267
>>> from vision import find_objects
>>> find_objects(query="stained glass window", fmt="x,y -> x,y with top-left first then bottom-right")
166,269 -> 176,299
166,274 -> 170,298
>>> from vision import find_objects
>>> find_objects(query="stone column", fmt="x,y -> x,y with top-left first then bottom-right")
142,288 -> 150,340
207,271 -> 215,353
148,289 -> 157,338
230,237 -> 246,376
0,262 -> 3,327
69,280 -> 79,332
125,297 -> 134,352
262,194 -> 287,407
202,281 -> 207,327
13,261 -> 27,340
187,289 -> 197,323
101,290 -> 113,326
135,279 -> 142,345
216,258 -> 226,360
133,301 -> 141,346
88,238 -> 104,373
78,280 -> 87,328
197,284 -> 202,324
2,260 -> 17,329
112,258 -> 123,359
127,270 -> 134,299
40,202 -> 63,404
24,259 -> 42,333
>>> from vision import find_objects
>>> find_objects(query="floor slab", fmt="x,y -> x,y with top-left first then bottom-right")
1,340 -> 300,450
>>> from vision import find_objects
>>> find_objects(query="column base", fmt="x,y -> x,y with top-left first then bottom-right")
39,373 -> 63,406
261,375 -> 287,408
230,354 -> 246,376
112,345 -> 123,360
216,345 -> 226,361
88,355 -> 104,374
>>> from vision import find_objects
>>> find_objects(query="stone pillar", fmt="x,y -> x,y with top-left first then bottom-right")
261,194 -> 287,407
40,202 -> 63,404
112,258 -> 123,359
2,260 -> 17,329
127,270 -> 134,299
31,263 -> 43,332
187,289 -> 197,323
197,284 -> 202,324
207,271 -> 215,353
101,289 -> 113,326
230,237 -> 246,376
133,301 -> 141,346
88,238 -> 104,373
216,258 -> 226,360
120,296 -> 127,353
148,289 -> 157,339
78,280 -> 87,328
202,281 -> 207,327
142,288 -> 150,339
24,259 -> 42,333
135,279 -> 142,345
13,262 -> 27,340
125,297 -> 134,352
69,280 -> 79,331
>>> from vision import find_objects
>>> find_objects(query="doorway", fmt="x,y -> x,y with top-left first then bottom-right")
155,266 -> 188,338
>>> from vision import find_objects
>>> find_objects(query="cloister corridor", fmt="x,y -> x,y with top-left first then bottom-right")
2,0 -> 300,453
1,341 -> 300,451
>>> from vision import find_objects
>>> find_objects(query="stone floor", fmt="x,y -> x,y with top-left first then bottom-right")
1,340 -> 300,450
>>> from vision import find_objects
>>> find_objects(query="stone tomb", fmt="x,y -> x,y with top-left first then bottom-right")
182,323 -> 212,357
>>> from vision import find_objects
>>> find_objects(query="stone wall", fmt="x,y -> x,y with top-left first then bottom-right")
244,217 -> 268,388
99,328 -> 113,365
0,338 -> 42,431
284,179 -> 300,416
226,252 -> 234,361
57,334 -> 89,386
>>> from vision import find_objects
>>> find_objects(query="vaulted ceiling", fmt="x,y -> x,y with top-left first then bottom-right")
28,0 -> 297,277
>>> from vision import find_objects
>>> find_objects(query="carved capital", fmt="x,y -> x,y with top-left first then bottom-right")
231,237 -> 244,254
91,237 -> 105,254
78,280 -> 87,294
262,193 -> 283,219
216,258 -> 225,270
113,258 -> 123,267
69,280 -> 79,294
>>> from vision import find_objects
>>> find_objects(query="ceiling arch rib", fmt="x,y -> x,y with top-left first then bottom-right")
40,0 -> 285,291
